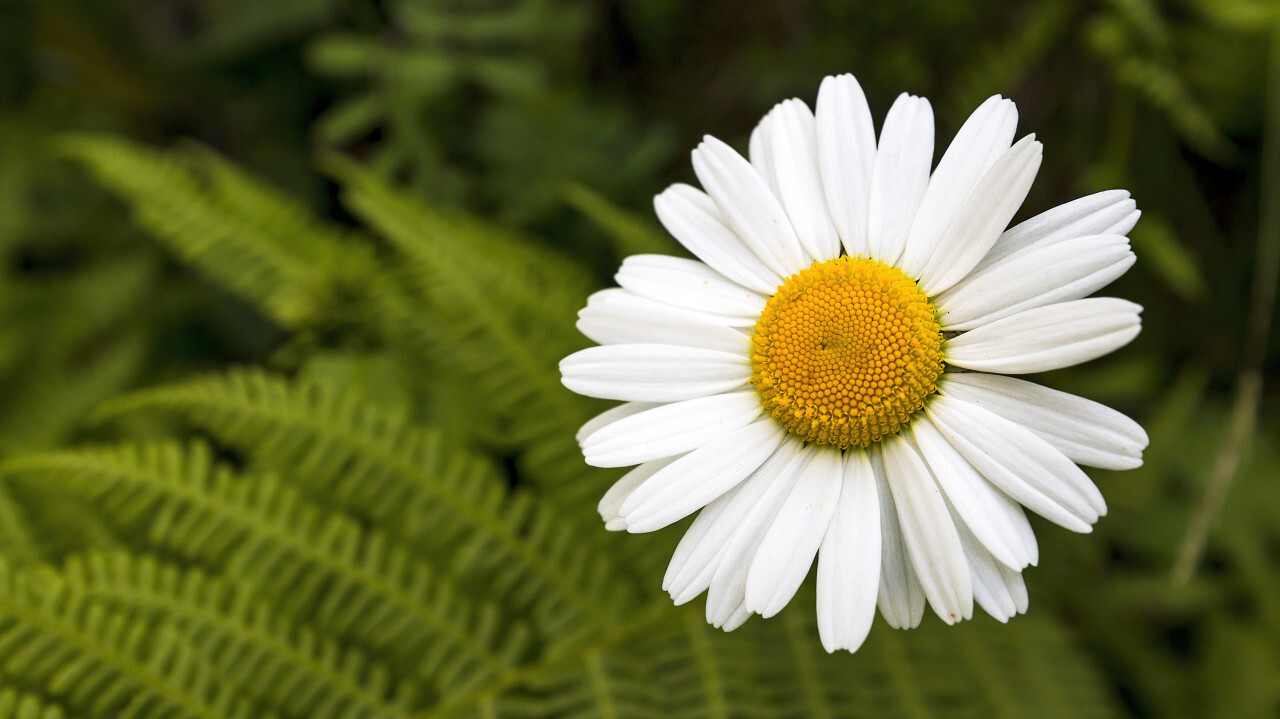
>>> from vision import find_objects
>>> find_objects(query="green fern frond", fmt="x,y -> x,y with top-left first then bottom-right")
56,135 -> 368,328
423,597 -> 1122,719
0,487 -> 39,567
60,551 -> 416,719
328,160 -> 613,508
1113,57 -> 1235,160
0,688 -> 74,719
93,370 -> 635,642
1089,2 -> 1236,161
0,442 -> 527,699
306,0 -> 587,196
0,561 -> 265,719
947,0 -> 1073,118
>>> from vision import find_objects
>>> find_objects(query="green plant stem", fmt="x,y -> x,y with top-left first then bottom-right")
1171,18 -> 1280,585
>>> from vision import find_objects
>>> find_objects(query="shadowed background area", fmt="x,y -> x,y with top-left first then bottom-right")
0,1 -> 1276,718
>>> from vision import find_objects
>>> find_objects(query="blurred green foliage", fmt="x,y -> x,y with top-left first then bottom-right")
0,0 -> 1276,717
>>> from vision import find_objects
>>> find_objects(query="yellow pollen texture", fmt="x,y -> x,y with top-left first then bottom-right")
751,256 -> 945,449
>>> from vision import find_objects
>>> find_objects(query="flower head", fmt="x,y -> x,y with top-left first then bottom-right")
561,74 -> 1147,652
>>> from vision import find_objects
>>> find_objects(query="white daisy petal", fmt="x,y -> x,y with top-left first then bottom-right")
745,447 -> 844,618
616,255 -> 767,322
581,391 -> 762,468
899,95 -> 1018,278
561,344 -> 751,403
579,289 -> 750,354
936,234 -> 1136,330
952,509 -> 1028,623
720,602 -> 753,632
692,135 -> 811,276
918,134 -> 1043,295
871,447 -> 926,629
941,373 -> 1148,470
816,74 -> 877,258
881,435 -> 973,625
576,402 -> 660,444
705,439 -> 810,628
945,297 -> 1142,374
619,419 -> 787,532
910,415 -> 1036,570
816,450 -> 881,653
867,94 -> 934,265
665,438 -> 805,605
654,184 -> 783,294
981,190 -> 1140,269
927,394 -> 1104,531
767,99 -> 842,261
749,111 -> 780,197
664,484 -> 743,601
599,456 -> 681,528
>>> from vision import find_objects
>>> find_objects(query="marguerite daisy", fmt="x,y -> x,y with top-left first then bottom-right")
561,74 -> 1147,653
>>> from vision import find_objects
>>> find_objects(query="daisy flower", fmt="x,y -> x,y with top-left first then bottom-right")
560,74 -> 1147,652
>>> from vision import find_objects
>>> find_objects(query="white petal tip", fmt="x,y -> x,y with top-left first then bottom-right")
670,589 -> 699,606
623,517 -> 664,534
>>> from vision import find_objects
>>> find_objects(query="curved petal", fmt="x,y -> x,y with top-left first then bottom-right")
766,99 -> 842,261
561,344 -> 751,402
980,190 -> 1140,269
654,184 -> 783,294
870,447 -> 926,629
941,373 -> 1148,470
598,456 -> 680,529
881,435 -> 973,625
745,447 -> 844,618
816,450 -> 881,653
577,402 -> 660,444
952,507 -> 1029,623
581,391 -> 762,468
918,135 -> 1042,295
749,110 -> 780,197
867,94 -> 934,265
692,136 -> 811,277
936,234 -> 1136,330
664,492 -> 739,600
578,289 -> 750,354
663,440 -> 800,604
910,416 -> 1037,570
705,438 -> 810,628
899,95 -> 1018,278
817,74 -> 877,258
926,394 -> 1103,531
616,418 -> 786,532
616,255 -> 766,322
945,298 -> 1142,374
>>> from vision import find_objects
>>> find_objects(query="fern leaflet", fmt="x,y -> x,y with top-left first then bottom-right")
0,442 -> 525,701
60,552 -> 415,719
0,561 -> 265,719
94,369 -> 636,642
0,688 -> 74,719
329,160 -> 617,510
58,135 -> 369,328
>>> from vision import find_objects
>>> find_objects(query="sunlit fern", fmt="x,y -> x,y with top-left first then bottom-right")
0,689 -> 72,719
0,561 -> 262,719
58,135 -> 373,329
0,442 -> 528,701
93,369 -> 639,643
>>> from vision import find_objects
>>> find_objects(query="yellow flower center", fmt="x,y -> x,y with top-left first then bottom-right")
750,257 -> 945,448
